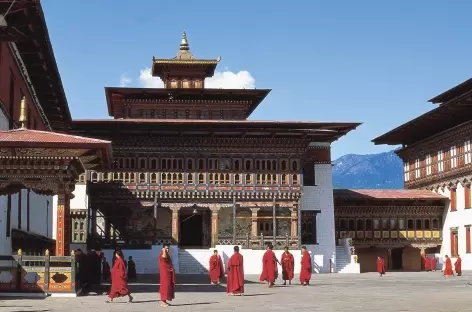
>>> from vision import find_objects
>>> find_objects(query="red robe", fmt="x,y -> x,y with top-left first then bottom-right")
454,257 -> 462,274
108,257 -> 129,299
431,257 -> 437,271
159,251 -> 176,301
259,250 -> 277,283
424,256 -> 431,271
377,258 -> 385,274
444,257 -> 454,276
300,251 -> 312,283
209,254 -> 224,283
281,252 -> 294,281
226,252 -> 244,294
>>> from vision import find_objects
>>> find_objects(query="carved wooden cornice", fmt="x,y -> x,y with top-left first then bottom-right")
353,240 -> 441,249
304,146 -> 331,164
409,172 -> 472,190
398,120 -> 472,160
335,205 -> 445,217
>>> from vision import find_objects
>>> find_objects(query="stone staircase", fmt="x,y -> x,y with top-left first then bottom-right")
178,249 -> 213,274
336,246 -> 360,273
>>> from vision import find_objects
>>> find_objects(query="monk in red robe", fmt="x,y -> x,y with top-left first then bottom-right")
226,246 -> 244,296
424,255 -> 431,272
159,243 -> 176,307
209,250 -> 224,284
444,255 -> 454,277
259,243 -> 279,287
431,256 -> 437,272
106,250 -> 133,303
376,257 -> 386,277
281,247 -> 294,285
300,246 -> 312,286
454,255 -> 462,276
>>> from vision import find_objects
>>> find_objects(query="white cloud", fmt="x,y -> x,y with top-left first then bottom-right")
136,67 -> 256,89
119,74 -> 132,87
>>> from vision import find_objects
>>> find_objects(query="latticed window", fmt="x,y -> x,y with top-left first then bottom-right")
450,146 -> 457,168
71,216 -> 87,243
234,174 -> 241,184
150,173 -> 158,183
404,162 -> 410,181
426,155 -> 432,175
437,151 -> 444,172
415,159 -> 421,178
198,173 -> 205,184
187,173 -> 194,184
465,141 -> 471,165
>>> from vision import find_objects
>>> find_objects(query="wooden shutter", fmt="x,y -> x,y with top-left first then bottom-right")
450,188 -> 457,211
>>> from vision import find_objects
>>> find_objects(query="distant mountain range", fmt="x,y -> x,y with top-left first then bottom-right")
332,150 -> 403,189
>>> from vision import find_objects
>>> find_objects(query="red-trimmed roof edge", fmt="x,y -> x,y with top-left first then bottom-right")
334,189 -> 448,200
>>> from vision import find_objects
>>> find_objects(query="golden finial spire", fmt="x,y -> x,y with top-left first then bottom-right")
18,96 -> 27,129
180,31 -> 189,51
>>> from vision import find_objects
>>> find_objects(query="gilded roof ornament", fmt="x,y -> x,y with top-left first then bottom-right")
19,96 -> 27,129
176,31 -> 194,60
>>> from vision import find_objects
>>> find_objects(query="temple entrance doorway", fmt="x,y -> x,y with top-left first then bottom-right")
179,208 -> 210,248
391,248 -> 403,270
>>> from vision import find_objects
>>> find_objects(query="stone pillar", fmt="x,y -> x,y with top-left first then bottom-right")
170,204 -> 180,244
250,208 -> 260,238
290,204 -> 298,238
56,191 -> 71,256
210,204 -> 221,248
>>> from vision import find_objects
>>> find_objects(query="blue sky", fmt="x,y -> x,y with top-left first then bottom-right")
41,0 -> 472,159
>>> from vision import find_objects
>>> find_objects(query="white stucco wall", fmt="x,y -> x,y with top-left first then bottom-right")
299,142 -> 335,273
437,184 -> 472,270
71,184 -> 88,210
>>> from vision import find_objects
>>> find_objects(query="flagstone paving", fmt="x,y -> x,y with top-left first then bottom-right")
2,272 -> 472,312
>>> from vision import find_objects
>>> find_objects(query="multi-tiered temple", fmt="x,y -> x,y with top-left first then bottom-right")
71,33 -> 359,258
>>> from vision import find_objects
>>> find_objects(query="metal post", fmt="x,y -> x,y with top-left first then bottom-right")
232,197 -> 236,244
272,198 -> 276,248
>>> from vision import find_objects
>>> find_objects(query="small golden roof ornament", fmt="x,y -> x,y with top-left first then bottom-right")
18,96 -> 27,129
180,31 -> 189,51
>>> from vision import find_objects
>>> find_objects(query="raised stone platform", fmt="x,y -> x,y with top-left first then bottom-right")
1,272 -> 471,311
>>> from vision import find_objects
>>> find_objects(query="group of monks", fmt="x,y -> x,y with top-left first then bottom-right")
104,244 -> 314,306
440,255 -> 462,277
375,254 -> 463,277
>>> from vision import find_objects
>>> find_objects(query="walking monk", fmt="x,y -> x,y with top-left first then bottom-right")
159,244 -> 176,307
377,256 -> 386,277
106,250 -> 133,303
444,255 -> 454,277
281,246 -> 294,285
431,256 -> 437,272
226,246 -> 244,296
300,246 -> 312,286
127,256 -> 137,281
454,255 -> 462,276
424,255 -> 431,272
259,243 -> 278,287
209,250 -> 224,284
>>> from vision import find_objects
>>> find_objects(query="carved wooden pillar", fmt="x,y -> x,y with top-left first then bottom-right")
250,208 -> 260,239
387,248 -> 392,270
56,190 -> 71,256
170,204 -> 180,244
210,204 -> 221,248
290,204 -> 298,238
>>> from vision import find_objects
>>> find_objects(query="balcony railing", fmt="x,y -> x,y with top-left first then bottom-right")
336,230 -> 442,240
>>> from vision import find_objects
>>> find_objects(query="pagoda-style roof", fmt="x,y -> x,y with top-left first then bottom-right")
0,128 -> 112,170
105,87 -> 271,118
429,77 -> 472,104
0,0 -> 71,131
373,77 -> 472,146
151,32 -> 220,79
71,118 -> 361,143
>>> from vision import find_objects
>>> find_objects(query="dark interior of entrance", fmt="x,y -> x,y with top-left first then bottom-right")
179,213 -> 203,247
391,248 -> 403,270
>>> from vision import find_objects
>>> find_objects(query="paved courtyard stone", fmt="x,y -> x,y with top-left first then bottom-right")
2,272 -> 472,312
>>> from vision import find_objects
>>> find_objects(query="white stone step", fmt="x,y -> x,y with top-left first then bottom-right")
178,249 -> 213,274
